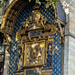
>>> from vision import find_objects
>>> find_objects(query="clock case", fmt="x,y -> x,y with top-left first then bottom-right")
24,40 -> 45,67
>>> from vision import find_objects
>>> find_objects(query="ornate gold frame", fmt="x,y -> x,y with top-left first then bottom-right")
24,40 -> 45,67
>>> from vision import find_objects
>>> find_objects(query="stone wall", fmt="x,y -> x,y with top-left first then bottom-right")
64,0 -> 75,75
69,0 -> 75,35
68,0 -> 75,75
68,36 -> 75,75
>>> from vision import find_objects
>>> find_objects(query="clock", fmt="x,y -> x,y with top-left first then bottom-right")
27,44 -> 42,63
24,40 -> 45,67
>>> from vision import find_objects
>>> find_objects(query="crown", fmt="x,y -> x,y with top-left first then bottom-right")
33,4 -> 40,10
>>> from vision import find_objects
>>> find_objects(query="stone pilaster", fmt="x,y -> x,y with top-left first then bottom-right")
68,0 -> 75,75
3,49 -> 10,75
63,0 -> 75,75
68,36 -> 75,75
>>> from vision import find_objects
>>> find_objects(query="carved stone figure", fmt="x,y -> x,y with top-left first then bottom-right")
17,46 -> 22,70
47,45 -> 52,67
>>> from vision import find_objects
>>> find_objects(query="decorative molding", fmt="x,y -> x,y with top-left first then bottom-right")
65,32 -> 75,38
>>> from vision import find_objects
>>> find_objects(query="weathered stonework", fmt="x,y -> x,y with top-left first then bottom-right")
68,0 -> 75,75
68,36 -> 75,75
69,0 -> 75,35
64,0 -> 75,75
64,36 -> 69,75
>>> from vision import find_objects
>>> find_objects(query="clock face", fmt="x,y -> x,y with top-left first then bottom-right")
27,44 -> 42,63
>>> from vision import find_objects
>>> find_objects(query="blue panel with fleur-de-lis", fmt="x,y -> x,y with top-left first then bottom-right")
9,2 -> 63,75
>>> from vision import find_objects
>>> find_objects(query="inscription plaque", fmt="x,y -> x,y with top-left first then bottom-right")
26,70 -> 39,75
30,31 -> 41,37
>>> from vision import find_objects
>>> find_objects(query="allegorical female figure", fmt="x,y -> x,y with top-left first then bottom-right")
47,45 -> 52,67
16,46 -> 22,70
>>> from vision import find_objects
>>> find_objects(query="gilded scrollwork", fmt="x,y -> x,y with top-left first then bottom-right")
16,4 -> 57,42
44,23 -> 56,35
50,25 -> 56,35
16,32 -> 21,41
24,40 -> 45,67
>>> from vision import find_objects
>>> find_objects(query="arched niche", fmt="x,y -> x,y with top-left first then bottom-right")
1,0 -> 67,75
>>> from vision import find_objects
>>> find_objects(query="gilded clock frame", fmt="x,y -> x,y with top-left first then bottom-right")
24,40 -> 45,67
